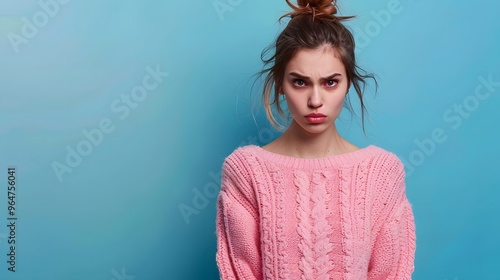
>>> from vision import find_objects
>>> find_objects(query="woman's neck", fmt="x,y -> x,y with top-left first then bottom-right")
263,121 -> 360,159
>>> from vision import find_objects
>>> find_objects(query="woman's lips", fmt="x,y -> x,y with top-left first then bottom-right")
305,113 -> 326,123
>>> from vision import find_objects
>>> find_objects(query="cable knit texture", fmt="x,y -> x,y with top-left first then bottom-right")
216,145 -> 416,280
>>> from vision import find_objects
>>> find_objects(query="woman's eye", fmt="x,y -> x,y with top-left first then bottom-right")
293,79 -> 306,87
326,80 -> 338,87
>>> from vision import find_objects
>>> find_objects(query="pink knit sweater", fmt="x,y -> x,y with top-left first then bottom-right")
216,144 -> 416,280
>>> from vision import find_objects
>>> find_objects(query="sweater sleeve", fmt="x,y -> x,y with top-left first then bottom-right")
216,153 -> 262,280
368,154 -> 416,280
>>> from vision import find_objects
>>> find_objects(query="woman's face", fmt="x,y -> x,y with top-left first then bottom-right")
281,45 -> 349,135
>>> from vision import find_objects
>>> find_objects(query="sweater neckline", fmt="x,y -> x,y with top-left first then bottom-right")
247,144 -> 380,170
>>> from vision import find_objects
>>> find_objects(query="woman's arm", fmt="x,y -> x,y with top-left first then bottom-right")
216,154 -> 262,280
368,154 -> 417,280
368,195 -> 416,279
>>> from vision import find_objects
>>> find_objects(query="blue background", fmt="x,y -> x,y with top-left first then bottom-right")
0,0 -> 499,279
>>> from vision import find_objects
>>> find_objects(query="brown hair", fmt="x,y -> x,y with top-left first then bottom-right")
259,0 -> 377,132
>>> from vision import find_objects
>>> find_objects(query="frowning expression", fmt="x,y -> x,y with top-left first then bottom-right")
281,45 -> 349,135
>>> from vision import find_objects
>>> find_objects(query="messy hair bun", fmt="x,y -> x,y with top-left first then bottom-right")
281,0 -> 353,20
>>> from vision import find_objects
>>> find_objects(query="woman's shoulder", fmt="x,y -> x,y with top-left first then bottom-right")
366,145 -> 405,172
220,146 -> 261,206
221,145 -> 262,177
362,146 -> 408,199
223,145 -> 259,165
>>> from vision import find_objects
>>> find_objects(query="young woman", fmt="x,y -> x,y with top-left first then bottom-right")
215,0 -> 416,279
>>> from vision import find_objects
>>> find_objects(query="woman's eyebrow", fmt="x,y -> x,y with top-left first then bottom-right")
288,72 -> 342,80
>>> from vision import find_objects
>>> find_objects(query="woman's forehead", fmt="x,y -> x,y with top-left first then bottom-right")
286,46 -> 346,75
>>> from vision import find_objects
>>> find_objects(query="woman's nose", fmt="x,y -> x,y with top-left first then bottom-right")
308,87 -> 323,108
